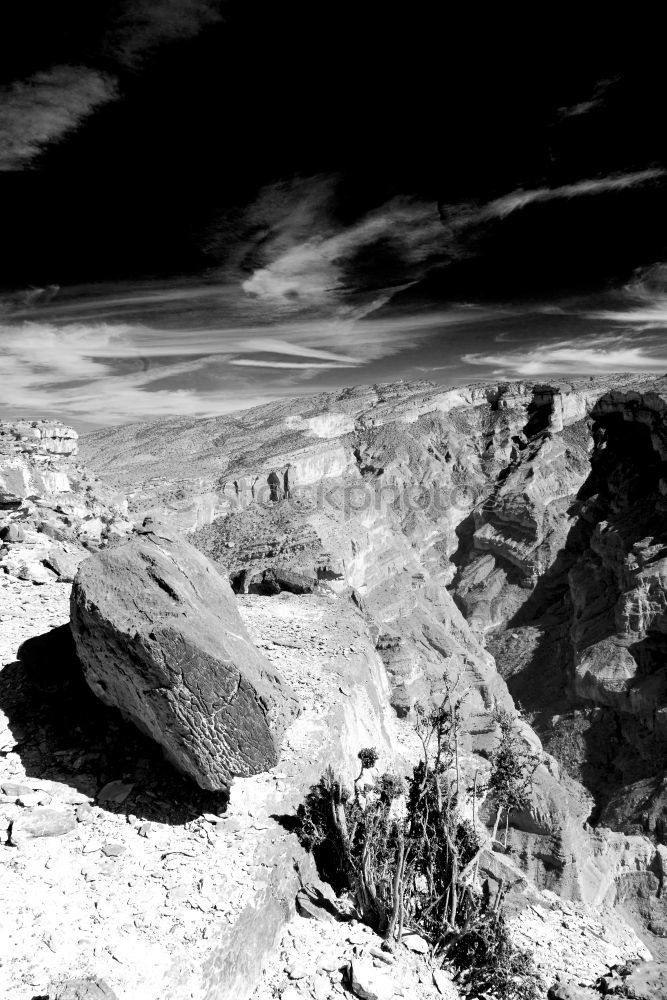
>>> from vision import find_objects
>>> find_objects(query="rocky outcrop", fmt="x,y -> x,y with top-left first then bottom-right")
70,519 -> 299,790
0,419 -> 133,585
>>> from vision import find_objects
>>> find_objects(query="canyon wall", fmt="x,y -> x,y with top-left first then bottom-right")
81,375 -> 667,904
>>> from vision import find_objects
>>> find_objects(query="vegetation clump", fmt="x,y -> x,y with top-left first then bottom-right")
296,684 -> 541,999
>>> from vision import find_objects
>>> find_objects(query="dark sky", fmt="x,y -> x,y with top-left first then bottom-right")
2,5 -> 667,427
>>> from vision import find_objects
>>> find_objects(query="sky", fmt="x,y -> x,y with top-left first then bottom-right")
1,6 -> 667,429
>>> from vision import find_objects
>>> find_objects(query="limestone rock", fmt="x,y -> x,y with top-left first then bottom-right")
70,520 -> 298,790
349,958 -> 394,1000
17,559 -> 57,584
7,806 -> 77,845
52,977 -> 119,999
295,886 -> 337,922
44,542 -> 86,582
2,782 -> 34,797
402,933 -> 429,953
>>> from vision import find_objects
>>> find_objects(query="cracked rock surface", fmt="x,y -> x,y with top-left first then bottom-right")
70,520 -> 298,790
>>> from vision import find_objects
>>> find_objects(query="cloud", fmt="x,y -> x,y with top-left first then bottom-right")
0,305 -> 496,424
228,359 -> 355,369
0,2 -> 224,167
232,338 -> 356,364
0,67 -> 118,170
229,170 -> 666,326
556,77 -> 618,120
445,169 -> 666,226
106,0 -> 225,68
0,321 -> 280,424
584,262 -> 667,329
463,335 -> 667,376
217,176 -> 456,316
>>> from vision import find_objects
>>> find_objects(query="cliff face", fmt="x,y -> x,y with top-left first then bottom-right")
81,375 -> 667,862
0,420 -> 134,584
464,383 -> 667,836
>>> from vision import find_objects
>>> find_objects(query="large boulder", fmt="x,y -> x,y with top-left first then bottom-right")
70,519 -> 298,790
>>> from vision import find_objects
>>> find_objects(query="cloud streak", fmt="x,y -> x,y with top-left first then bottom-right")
463,335 -> 667,376
0,306 -> 497,424
446,169 -> 666,226
556,77 -> 618,120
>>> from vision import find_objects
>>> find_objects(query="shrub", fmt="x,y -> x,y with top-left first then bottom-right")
295,684 -> 541,999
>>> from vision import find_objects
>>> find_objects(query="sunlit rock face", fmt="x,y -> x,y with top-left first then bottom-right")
0,420 -> 78,498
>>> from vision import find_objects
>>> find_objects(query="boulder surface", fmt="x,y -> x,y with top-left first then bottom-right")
70,519 -> 298,790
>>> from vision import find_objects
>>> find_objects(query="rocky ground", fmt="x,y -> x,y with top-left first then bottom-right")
0,574 -> 654,1000
250,909 -> 459,1000
0,574 -> 440,1000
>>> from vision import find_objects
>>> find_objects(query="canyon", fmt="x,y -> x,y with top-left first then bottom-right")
83,373 -> 667,834
1,373 -> 666,999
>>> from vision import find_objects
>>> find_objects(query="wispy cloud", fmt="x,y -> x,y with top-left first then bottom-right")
463,335 -> 667,376
227,170 -> 666,326
0,307 -> 494,424
0,322 -> 280,423
228,359 -> 355,369
235,179 -> 450,316
0,67 -> 118,170
586,262 -> 667,329
445,170 -> 665,226
0,1 -> 224,168
556,77 -> 618,120
204,176 -> 455,319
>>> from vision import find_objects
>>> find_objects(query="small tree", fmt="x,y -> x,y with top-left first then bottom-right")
488,709 -> 540,846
